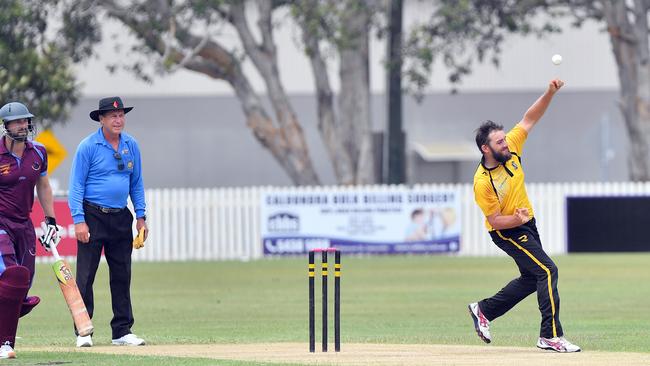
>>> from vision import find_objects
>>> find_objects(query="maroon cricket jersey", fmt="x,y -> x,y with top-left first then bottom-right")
0,137 -> 48,221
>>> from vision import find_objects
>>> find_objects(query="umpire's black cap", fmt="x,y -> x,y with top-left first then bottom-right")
89,96 -> 134,121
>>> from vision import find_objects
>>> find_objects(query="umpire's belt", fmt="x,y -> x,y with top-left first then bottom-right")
83,200 -> 125,214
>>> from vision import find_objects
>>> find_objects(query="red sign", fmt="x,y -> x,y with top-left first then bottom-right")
31,199 -> 78,257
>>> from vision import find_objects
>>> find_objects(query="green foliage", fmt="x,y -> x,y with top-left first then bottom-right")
80,0 -> 234,82
292,0 -> 384,55
60,2 -> 102,63
404,0 -> 564,99
0,0 -> 90,128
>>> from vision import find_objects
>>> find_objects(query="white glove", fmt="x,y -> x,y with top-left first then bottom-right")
38,217 -> 61,252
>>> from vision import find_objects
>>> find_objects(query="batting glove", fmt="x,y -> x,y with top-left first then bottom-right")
38,216 -> 61,252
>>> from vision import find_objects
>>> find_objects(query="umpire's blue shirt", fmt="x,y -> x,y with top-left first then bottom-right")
68,128 -> 146,224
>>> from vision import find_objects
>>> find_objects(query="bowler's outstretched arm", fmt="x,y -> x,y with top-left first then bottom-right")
517,79 -> 564,133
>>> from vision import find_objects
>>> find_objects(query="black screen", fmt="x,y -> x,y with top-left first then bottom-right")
567,196 -> 650,252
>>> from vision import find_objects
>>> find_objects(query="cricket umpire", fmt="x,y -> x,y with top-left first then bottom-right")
68,97 -> 147,347
468,80 -> 581,353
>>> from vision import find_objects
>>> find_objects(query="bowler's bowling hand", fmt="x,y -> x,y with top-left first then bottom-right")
549,79 -> 564,93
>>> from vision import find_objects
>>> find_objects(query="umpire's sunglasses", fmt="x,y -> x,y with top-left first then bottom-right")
113,152 -> 124,171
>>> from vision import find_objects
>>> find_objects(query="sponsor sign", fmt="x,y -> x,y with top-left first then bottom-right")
261,187 -> 461,255
31,198 -> 77,257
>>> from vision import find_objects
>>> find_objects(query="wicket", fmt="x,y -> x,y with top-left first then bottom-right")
308,248 -> 341,352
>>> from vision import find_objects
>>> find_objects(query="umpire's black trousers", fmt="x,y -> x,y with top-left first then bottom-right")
478,218 -> 564,339
76,202 -> 135,339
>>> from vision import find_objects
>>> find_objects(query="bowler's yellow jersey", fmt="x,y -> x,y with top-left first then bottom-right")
473,125 -> 534,231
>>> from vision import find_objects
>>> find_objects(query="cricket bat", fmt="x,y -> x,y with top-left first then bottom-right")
51,245 -> 94,336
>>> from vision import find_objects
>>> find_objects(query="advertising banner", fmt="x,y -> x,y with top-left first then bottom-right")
31,198 -> 77,257
261,187 -> 461,255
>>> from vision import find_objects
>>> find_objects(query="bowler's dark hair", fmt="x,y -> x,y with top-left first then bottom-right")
475,120 -> 504,152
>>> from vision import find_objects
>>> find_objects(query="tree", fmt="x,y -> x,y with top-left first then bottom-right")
63,0 -> 380,185
565,1 -> 650,181
0,0 -> 97,129
403,1 -> 561,99
404,0 -> 650,181
293,0 -> 378,184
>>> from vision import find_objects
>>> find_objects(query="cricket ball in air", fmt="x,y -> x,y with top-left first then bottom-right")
551,54 -> 563,65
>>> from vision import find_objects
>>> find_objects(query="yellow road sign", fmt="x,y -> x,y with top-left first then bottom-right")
35,130 -> 67,174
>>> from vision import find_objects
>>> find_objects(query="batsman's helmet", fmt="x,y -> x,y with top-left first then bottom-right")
0,102 -> 36,141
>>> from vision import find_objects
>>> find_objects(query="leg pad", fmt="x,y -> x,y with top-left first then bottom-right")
0,266 -> 30,347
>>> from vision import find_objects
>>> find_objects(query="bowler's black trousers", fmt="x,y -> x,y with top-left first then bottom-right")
478,218 -> 564,339
76,202 -> 135,339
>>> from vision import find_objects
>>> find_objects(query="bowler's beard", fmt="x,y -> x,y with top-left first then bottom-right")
489,145 -> 511,164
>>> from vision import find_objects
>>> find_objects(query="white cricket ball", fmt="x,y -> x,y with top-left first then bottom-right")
551,54 -> 563,65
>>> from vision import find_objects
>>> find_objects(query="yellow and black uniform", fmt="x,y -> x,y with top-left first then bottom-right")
474,124 -> 533,230
472,124 -> 563,339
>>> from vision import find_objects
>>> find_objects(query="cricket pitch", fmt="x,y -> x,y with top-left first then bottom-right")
30,343 -> 650,365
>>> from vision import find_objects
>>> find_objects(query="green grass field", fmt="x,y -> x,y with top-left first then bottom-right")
8,253 -> 650,365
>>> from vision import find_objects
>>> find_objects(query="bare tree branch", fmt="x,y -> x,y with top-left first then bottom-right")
98,0 -> 320,184
229,2 -> 265,61
257,1 -> 276,55
228,1 -> 291,112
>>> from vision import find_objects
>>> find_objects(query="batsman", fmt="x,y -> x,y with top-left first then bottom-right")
0,102 -> 60,359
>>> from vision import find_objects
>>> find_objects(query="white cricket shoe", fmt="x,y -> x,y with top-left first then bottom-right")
468,302 -> 491,343
537,336 -> 581,352
112,333 -> 145,346
76,335 -> 93,347
0,343 -> 16,359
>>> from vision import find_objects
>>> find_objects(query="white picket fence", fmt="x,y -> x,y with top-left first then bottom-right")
129,182 -> 650,262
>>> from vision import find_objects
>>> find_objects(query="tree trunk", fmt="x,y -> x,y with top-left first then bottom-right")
295,0 -> 374,185
297,0 -> 356,184
338,1 -> 375,184
603,0 -> 650,180
227,63 -> 320,185
228,1 -> 320,185
101,0 -> 320,185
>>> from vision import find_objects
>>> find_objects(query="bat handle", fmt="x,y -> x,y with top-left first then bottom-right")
50,244 -> 62,261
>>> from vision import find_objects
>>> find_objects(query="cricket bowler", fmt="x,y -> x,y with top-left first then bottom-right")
469,79 -> 581,353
